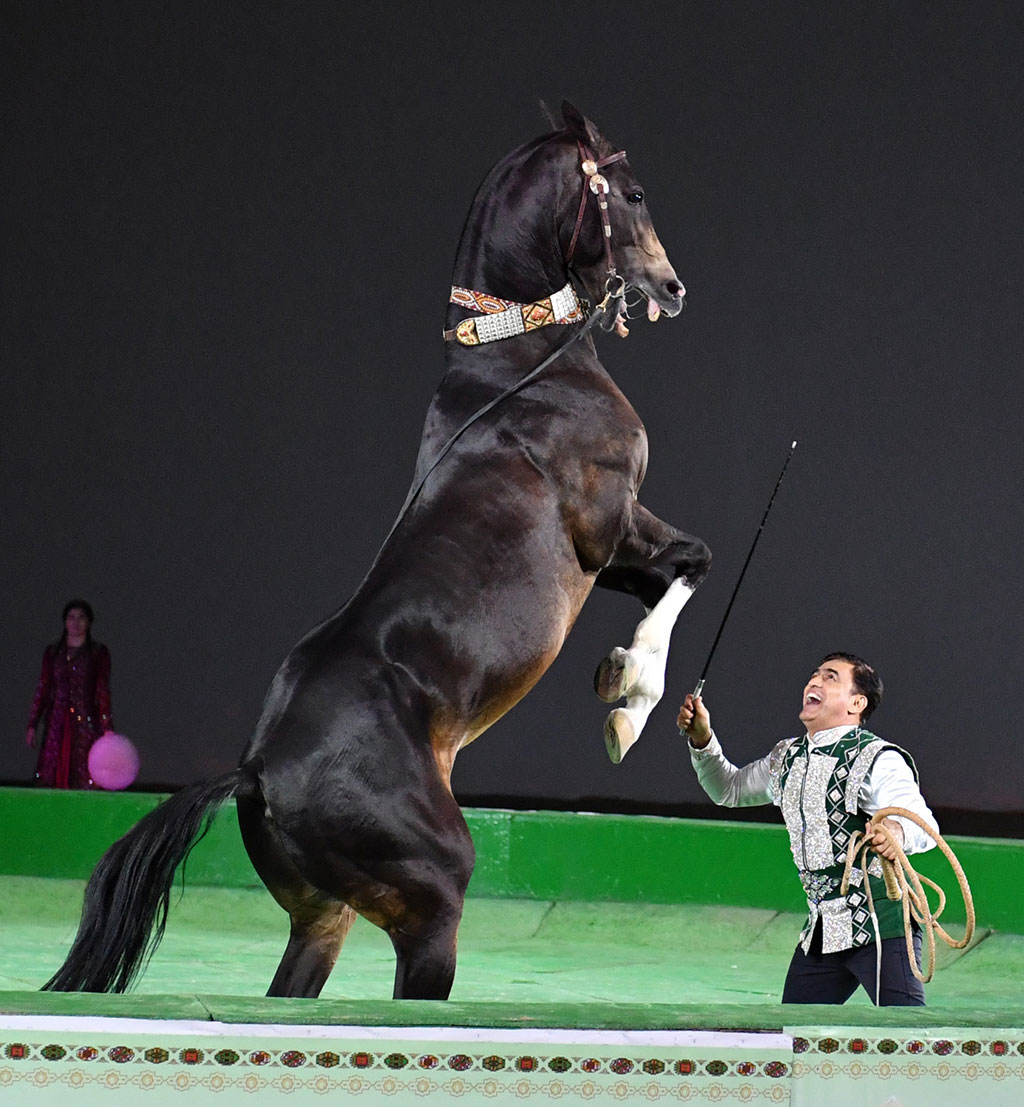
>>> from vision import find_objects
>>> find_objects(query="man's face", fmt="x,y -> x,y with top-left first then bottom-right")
799,659 -> 866,735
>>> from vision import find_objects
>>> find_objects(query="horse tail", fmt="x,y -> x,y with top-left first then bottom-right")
43,768 -> 247,993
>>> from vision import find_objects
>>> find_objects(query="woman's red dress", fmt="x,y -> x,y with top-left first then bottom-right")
27,641 -> 112,788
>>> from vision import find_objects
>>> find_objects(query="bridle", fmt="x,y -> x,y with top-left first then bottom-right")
444,139 -> 631,347
566,139 -> 628,321
566,142 -> 629,330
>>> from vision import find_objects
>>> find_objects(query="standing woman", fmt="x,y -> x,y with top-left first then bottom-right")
25,600 -> 112,788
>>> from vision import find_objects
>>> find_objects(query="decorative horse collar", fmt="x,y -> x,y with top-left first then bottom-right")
443,282 -> 585,346
444,141 -> 627,347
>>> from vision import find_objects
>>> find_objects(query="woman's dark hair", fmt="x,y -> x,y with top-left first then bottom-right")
60,599 -> 95,647
819,651 -> 883,721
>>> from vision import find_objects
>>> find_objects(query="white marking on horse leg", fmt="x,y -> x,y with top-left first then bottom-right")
604,579 -> 695,762
605,695 -> 654,763
632,578 -> 695,652
615,579 -> 695,699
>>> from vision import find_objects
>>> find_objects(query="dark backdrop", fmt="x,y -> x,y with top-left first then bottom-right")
4,2 -> 1022,826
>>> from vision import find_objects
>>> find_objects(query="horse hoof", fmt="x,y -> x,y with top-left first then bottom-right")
604,709 -> 638,764
594,647 -> 639,703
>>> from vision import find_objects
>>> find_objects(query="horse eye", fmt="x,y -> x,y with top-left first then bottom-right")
626,190 -> 644,205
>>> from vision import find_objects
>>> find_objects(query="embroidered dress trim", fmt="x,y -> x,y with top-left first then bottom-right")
777,727 -> 918,952
447,282 -> 585,346
817,896 -> 854,953
768,738 -> 795,804
799,870 -> 840,905
844,738 -> 888,813
780,748 -> 839,871
780,755 -> 807,863
802,752 -> 839,869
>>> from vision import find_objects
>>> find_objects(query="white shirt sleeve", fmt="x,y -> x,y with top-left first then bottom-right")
860,749 -> 939,855
688,731 -> 774,807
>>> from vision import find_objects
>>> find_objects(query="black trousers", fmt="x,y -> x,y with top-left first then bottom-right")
781,921 -> 925,1006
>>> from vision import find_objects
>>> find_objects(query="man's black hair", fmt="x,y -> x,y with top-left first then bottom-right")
819,651 -> 883,722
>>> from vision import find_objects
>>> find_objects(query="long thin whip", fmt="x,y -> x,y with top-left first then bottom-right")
691,440 -> 797,701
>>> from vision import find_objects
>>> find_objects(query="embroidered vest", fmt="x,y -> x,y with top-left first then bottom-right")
768,728 -> 918,953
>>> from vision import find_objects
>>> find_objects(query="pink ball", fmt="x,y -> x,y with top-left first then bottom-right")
88,732 -> 140,791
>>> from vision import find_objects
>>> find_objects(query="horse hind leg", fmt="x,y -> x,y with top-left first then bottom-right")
599,577 -> 697,762
372,791 -> 474,999
388,895 -> 464,1000
267,900 -> 357,998
236,785 -> 357,998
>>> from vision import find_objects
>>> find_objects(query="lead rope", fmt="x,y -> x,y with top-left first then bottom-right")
840,807 -> 975,1001
379,302 -> 605,553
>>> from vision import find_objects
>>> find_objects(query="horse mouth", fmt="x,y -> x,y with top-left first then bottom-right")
586,264 -> 686,336
641,282 -> 686,320
606,282 -> 684,336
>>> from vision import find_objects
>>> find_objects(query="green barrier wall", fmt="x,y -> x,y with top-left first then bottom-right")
2,786 -> 1019,931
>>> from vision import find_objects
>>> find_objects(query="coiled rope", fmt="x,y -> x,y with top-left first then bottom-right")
841,807 -> 975,995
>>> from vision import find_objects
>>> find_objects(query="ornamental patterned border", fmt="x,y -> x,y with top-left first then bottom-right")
791,1058 -> 1024,1084
0,1040 -> 790,1080
7,1029 -> 1024,1102
792,1035 -> 1024,1058
0,1066 -> 794,1101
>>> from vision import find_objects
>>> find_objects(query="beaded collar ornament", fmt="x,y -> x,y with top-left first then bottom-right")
444,283 -> 585,347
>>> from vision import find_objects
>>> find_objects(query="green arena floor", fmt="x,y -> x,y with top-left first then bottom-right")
2,788 -> 1023,1105
0,786 -> 1020,1028
0,873 -> 1017,1026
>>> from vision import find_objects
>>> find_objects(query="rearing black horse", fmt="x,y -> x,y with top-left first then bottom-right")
45,103 -> 710,1001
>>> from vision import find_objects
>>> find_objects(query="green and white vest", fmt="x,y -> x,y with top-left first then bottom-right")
768,728 -> 918,953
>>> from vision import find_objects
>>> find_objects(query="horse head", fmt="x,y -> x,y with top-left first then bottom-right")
448,103 -> 684,342
559,102 -> 685,335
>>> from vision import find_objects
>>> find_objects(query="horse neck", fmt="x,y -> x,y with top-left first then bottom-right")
447,136 -> 572,324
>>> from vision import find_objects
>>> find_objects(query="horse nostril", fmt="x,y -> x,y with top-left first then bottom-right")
666,279 -> 685,299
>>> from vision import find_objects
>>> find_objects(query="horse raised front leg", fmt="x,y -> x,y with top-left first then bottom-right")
598,578 -> 696,762
593,505 -> 710,762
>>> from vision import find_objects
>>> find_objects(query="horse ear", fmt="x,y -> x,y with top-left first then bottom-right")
560,100 -> 607,151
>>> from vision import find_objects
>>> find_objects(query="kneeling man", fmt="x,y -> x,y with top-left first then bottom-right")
677,652 -> 937,1006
